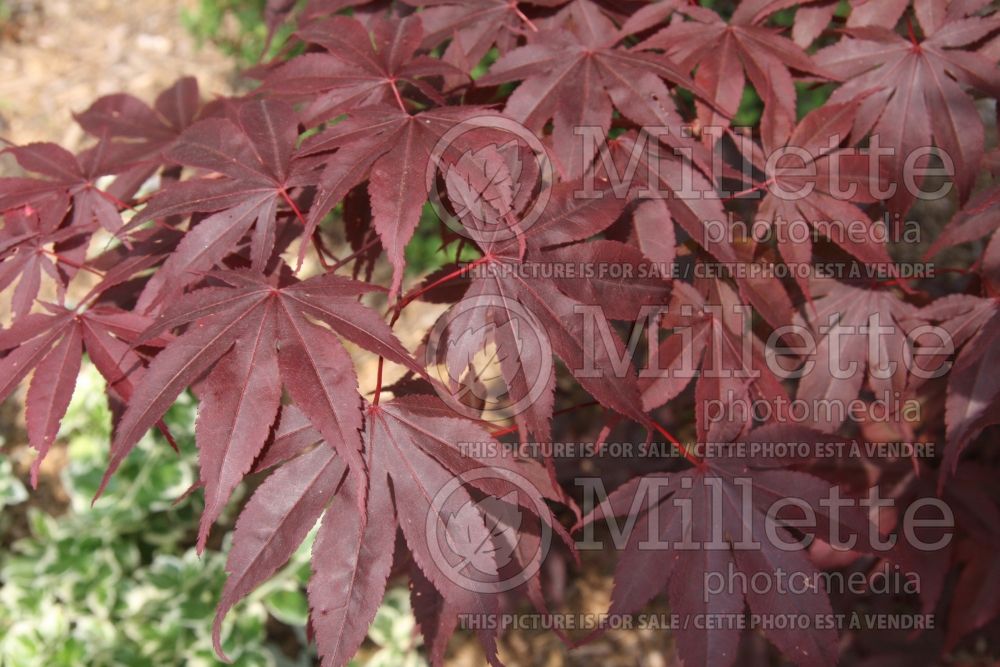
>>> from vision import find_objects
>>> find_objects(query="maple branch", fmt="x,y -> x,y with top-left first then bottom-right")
490,404 -> 703,470
388,78 -> 407,113
871,277 -> 913,290
281,187 -> 331,270
489,400 -> 599,438
370,255 -> 491,406
390,254 -> 490,317
649,420 -> 703,468
723,177 -> 775,200
372,356 -> 386,407
92,185 -> 137,212
311,231 -> 335,270
129,191 -> 155,208
511,3 -> 538,32
329,233 -> 380,272
935,267 -> 972,276
279,187 -> 308,228
42,248 -> 106,279
906,16 -> 920,47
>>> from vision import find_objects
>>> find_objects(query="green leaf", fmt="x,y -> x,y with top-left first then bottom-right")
264,588 -> 309,626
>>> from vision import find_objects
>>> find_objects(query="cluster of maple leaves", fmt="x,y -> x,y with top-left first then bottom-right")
2,0 -> 1000,665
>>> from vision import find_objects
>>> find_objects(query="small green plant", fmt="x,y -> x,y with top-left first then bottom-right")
183,0 -> 294,63
351,588 -> 426,667
0,459 -> 26,537
0,365 -> 282,666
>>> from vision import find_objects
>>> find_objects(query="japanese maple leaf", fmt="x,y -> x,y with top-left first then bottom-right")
794,281 -> 920,432
631,1 -> 834,144
0,140 -> 135,233
439,182 -> 669,438
924,151 -> 1000,268
586,425 -> 876,667
300,103 -> 486,298
641,280 -> 790,444
919,295 -> 1000,477
595,130 -> 794,330
73,76 -> 204,159
887,461 -> 1000,622
298,0 -> 378,24
73,77 -> 204,197
596,130 -> 738,264
0,304 -> 170,485
476,0 -> 699,178
946,537 -> 1000,650
712,0 -> 916,49
784,0 -> 912,49
408,500 -> 563,667
126,98 -> 312,296
927,185 -> 1000,256
402,0 -> 564,83
409,560 -> 457,667
755,99 -> 894,299
360,397 -> 565,664
443,141 -> 521,228
0,200 -> 89,321
211,441 -> 349,663
626,198 -> 676,268
439,127 -> 545,250
814,2 -> 1000,212
246,404 -> 321,475
259,15 -> 461,127
212,394 -> 565,667
101,268 -> 421,537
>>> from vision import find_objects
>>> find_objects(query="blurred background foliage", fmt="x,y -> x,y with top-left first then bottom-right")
182,0 -> 291,63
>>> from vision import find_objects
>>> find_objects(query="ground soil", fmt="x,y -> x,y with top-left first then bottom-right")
0,0 -> 234,156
